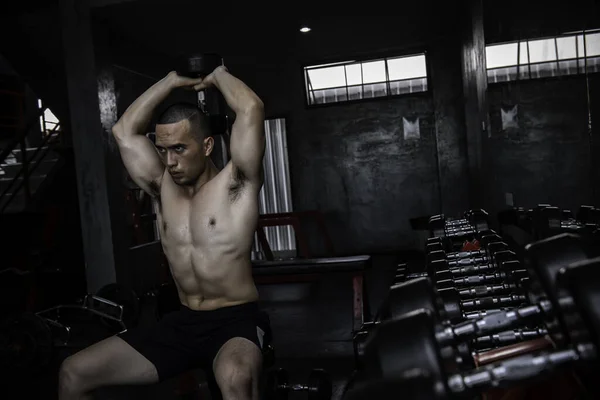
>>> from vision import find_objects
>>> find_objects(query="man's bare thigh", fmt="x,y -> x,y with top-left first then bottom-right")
64,336 -> 158,390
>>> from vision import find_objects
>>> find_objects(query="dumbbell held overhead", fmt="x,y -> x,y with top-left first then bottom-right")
178,53 -> 224,79
176,53 -> 227,132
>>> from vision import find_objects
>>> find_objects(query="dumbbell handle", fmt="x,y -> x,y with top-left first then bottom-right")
442,229 -> 476,238
436,300 -> 552,345
289,384 -> 309,391
446,225 -> 474,233
447,343 -> 595,394
463,309 -> 503,320
440,262 -> 504,279
447,256 -> 489,267
443,249 -> 513,271
441,269 -> 529,287
460,294 -> 527,311
458,283 -> 520,298
445,249 -> 488,260
473,328 -> 548,349
403,269 -> 528,287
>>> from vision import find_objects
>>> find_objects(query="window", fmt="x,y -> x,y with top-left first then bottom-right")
37,99 -> 61,137
304,53 -> 428,105
486,31 -> 600,83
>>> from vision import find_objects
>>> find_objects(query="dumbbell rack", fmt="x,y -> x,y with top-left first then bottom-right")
346,209 -> 600,400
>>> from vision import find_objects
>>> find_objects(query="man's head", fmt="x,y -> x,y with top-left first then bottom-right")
155,103 -> 214,186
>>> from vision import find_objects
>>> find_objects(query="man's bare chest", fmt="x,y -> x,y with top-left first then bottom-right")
156,192 -> 233,245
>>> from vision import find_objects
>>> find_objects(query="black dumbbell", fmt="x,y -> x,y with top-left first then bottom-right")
401,255 -> 527,288
428,245 -> 512,276
435,233 -> 594,347
265,368 -> 332,400
348,257 -> 600,400
426,236 -> 506,266
438,287 -> 527,322
352,278 -> 540,368
426,229 -> 500,252
389,278 -> 525,325
393,235 -> 592,349
431,209 -> 489,229
177,53 -> 227,132
434,261 -> 529,290
471,327 -> 548,350
178,53 -> 223,78
433,250 -> 521,281
408,239 -> 512,283
429,214 -> 469,228
430,223 -> 476,239
429,211 -> 490,239
455,282 -> 524,299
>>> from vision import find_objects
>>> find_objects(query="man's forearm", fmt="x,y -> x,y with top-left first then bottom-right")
210,68 -> 263,114
114,74 -> 176,136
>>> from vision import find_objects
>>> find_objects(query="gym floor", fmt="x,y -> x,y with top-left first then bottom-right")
15,253 -> 419,400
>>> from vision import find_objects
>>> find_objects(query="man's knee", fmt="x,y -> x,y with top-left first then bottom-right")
59,356 -> 90,395
218,364 -> 254,398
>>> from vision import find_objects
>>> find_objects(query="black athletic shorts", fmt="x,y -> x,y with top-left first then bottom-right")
117,302 -> 271,381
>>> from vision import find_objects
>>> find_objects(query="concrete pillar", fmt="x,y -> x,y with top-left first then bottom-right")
93,24 -> 134,288
60,0 -> 117,293
429,32 -> 471,217
461,0 -> 489,209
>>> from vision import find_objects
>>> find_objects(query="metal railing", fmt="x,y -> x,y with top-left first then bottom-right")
0,106 -> 62,213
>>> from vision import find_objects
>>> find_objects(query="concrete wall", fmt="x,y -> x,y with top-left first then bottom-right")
289,96 -> 440,255
226,14 -> 464,256
485,76 -> 593,216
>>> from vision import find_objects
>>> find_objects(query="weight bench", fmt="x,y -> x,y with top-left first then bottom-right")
252,255 -> 372,333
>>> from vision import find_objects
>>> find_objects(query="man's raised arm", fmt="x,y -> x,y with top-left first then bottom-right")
112,72 -> 203,196
197,67 -> 265,185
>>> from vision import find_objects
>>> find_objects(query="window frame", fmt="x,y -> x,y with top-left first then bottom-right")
301,49 -> 431,108
485,30 -> 600,84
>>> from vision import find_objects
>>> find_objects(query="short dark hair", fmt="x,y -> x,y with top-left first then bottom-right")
157,102 -> 211,140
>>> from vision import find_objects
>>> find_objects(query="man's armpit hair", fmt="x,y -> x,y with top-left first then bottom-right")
148,180 -> 161,197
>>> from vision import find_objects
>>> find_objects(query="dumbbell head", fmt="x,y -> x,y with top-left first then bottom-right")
525,234 -> 592,345
525,233 -> 589,305
362,310 -> 450,395
178,53 -> 223,78
557,257 -> 600,348
381,278 -> 445,322
436,288 -> 463,323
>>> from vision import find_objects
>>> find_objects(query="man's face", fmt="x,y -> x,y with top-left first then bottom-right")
155,119 -> 212,186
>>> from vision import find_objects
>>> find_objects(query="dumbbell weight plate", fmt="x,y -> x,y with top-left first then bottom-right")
380,278 -> 445,322
362,309 -> 448,392
0,313 -> 53,378
179,53 -> 223,78
265,368 -> 289,400
307,369 -> 332,400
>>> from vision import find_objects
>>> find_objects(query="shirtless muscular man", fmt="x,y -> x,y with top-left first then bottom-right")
58,66 -> 270,400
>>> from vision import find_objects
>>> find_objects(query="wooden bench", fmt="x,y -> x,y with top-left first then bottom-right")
253,255 -> 372,333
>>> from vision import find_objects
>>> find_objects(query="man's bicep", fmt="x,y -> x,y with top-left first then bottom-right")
115,134 -> 165,197
229,109 -> 265,183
